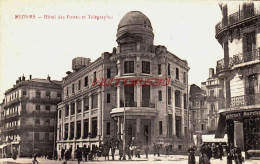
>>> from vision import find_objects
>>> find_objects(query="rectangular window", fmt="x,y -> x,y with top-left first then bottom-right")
168,63 -> 171,76
36,91 -> 41,98
84,119 -> 89,138
124,61 -> 134,73
36,105 -> 40,111
93,72 -> 97,83
59,110 -> 61,119
35,119 -> 40,126
142,86 -> 150,107
176,68 -> 179,80
45,119 -> 50,126
65,105 -> 69,117
106,122 -> 110,135
92,94 -> 98,109
66,87 -> 69,96
65,123 -> 68,140
70,122 -> 74,139
158,64 -> 161,75
23,91 -> 27,96
46,92 -> 50,99
107,93 -> 110,103
77,101 -> 81,113
158,90 -> 162,101
46,106 -> 50,111
59,125 -> 61,140
175,90 -> 181,107
71,103 -> 75,115
183,72 -> 186,83
84,97 -> 89,111
76,121 -> 81,139
142,61 -> 150,74
159,121 -> 163,135
78,80 -> 81,90
72,84 -> 75,94
124,86 -> 135,107
184,94 -> 187,109
91,118 -> 97,138
84,76 -> 88,87
107,69 -> 111,78
168,87 -> 172,105
57,93 -> 61,99
45,133 -> 49,141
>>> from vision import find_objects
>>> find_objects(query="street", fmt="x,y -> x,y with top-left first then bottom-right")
1,155 -> 260,164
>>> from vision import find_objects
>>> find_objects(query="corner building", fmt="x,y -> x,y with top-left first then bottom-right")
57,11 -> 190,156
0,75 -> 61,157
215,2 -> 260,159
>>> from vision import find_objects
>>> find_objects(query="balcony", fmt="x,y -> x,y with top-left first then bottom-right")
1,125 -> 20,133
120,100 -> 137,107
216,48 -> 260,74
31,97 -> 61,105
141,102 -> 155,108
215,8 -> 260,37
230,93 -> 260,108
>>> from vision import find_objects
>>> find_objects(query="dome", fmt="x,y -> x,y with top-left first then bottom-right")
117,11 -> 154,40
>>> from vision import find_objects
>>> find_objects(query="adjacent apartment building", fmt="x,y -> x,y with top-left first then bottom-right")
215,1 -> 260,159
0,75 -> 61,157
57,11 -> 190,157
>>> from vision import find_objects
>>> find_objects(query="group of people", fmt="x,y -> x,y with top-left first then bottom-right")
188,143 -> 243,164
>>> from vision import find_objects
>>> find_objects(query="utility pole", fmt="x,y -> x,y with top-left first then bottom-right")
122,97 -> 126,160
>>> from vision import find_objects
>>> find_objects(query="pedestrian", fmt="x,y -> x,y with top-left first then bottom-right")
103,143 -> 110,161
130,144 -> 134,157
53,149 -> 58,160
145,145 -> 149,158
205,144 -> 212,162
217,145 -> 222,160
219,143 -> 224,157
157,144 -> 160,157
75,147 -> 82,164
153,143 -> 157,156
187,145 -> 196,164
32,155 -> 39,164
226,144 -> 233,164
61,147 -> 65,160
12,149 -> 18,160
111,144 -> 116,160
126,145 -> 131,160
165,143 -> 169,157
233,144 -> 242,164
199,145 -> 210,164
64,149 -> 70,162
136,144 -> 141,158
212,143 -> 217,159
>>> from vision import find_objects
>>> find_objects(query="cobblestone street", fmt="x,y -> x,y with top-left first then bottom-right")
1,155 -> 260,164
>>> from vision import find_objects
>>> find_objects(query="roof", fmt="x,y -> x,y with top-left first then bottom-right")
189,84 -> 204,95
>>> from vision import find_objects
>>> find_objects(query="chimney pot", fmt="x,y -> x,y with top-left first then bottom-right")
29,75 -> 32,80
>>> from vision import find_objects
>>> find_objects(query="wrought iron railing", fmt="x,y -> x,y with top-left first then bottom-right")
230,93 -> 260,108
141,102 -> 155,108
120,100 -> 137,107
216,8 -> 260,35
216,48 -> 260,73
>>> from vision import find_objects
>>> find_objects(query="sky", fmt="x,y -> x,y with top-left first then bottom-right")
0,0 -> 223,101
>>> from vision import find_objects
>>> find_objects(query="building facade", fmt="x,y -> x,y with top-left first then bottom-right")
57,11 -> 190,157
0,75 -> 61,157
189,68 -> 224,146
215,1 -> 260,158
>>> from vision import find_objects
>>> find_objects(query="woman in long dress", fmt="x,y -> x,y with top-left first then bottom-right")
187,145 -> 196,164
199,145 -> 210,164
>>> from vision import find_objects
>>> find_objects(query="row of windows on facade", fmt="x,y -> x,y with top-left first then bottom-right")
5,91 -> 61,103
61,119 -> 102,140
159,116 -> 183,138
33,132 -> 51,141
167,88 -> 187,109
65,61 -> 186,96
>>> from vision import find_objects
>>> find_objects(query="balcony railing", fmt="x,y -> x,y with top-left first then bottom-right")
120,100 -> 137,107
141,102 -> 155,108
216,8 -> 260,35
216,48 -> 260,73
230,93 -> 260,108
1,125 -> 20,133
31,97 -> 61,105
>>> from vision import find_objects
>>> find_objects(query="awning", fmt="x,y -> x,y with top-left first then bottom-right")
0,145 -> 7,149
202,134 -> 227,143
215,113 -> 226,138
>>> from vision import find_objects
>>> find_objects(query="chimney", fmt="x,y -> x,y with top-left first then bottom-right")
16,80 -> 19,84
209,68 -> 214,78
19,77 -> 21,82
22,74 -> 25,81
47,75 -> 51,81
29,75 -> 32,80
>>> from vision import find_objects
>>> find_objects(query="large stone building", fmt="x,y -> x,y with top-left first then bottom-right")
0,75 -> 61,157
189,68 -> 224,145
57,11 -> 190,157
215,2 -> 260,159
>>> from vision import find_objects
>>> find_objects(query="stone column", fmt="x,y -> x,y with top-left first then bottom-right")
117,59 -> 121,76
81,98 -> 84,139
234,121 -> 244,150
97,92 -> 101,136
68,103 -> 71,139
136,117 -> 141,141
172,88 -> 176,136
117,86 -> 121,108
89,94 -> 92,134
137,86 -> 141,107
181,92 -> 185,137
74,100 -> 77,139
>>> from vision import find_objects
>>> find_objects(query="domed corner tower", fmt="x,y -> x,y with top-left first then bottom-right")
116,11 -> 154,53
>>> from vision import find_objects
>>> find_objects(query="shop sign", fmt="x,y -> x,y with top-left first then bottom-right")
226,113 -> 241,120
243,111 -> 260,117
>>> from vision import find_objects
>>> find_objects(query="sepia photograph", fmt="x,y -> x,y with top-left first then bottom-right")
0,0 -> 259,163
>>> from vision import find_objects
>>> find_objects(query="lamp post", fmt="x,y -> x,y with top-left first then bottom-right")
122,98 -> 126,160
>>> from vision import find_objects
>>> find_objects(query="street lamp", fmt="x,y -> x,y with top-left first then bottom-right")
122,98 -> 126,160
